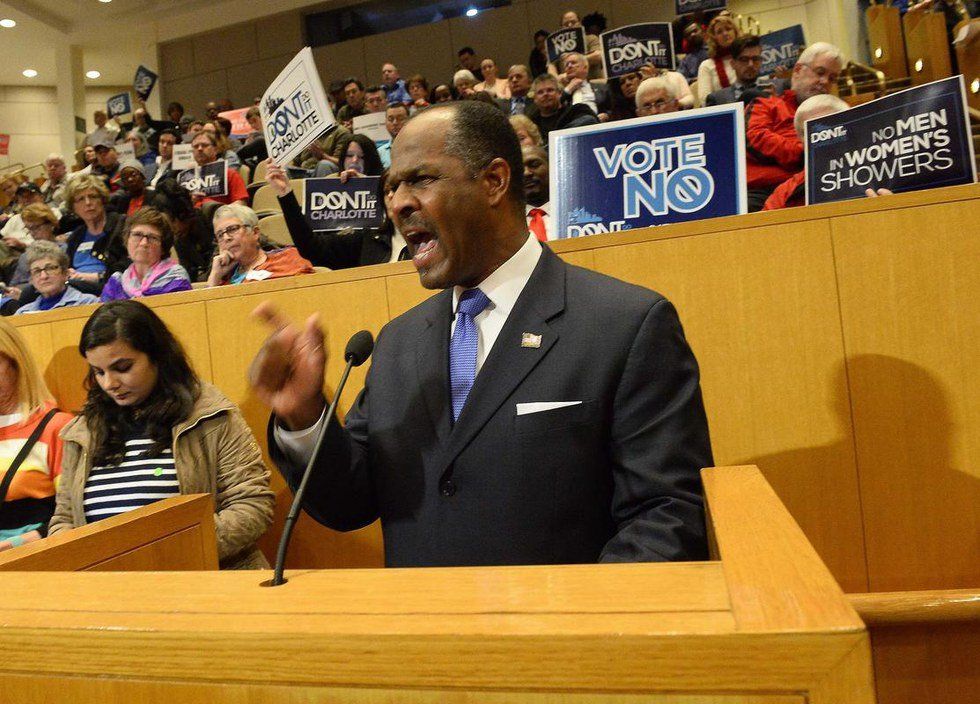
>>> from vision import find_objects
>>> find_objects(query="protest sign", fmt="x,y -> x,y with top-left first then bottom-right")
260,47 -> 335,166
133,65 -> 158,101
550,104 -> 746,239
601,23 -> 675,78
675,0 -> 727,14
107,92 -> 132,119
116,143 -> 136,162
805,76 -> 976,205
172,143 -> 196,170
352,112 -> 390,145
177,160 -> 228,198
303,176 -> 385,232
547,26 -> 587,64
219,107 -> 253,138
0,134 -> 9,156
759,25 -> 806,77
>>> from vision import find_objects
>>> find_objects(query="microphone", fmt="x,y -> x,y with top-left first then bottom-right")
269,329 -> 374,586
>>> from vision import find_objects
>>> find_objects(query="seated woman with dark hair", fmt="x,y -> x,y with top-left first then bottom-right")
206,203 -> 313,286
146,178 -> 214,283
49,300 -> 274,569
100,207 -> 192,301
0,319 -> 74,553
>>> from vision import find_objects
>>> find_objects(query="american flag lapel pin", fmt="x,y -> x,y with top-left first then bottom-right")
521,332 -> 542,348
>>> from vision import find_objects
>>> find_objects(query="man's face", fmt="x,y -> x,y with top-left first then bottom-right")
386,110 -> 502,290
247,113 -> 262,132
620,73 -> 641,100
167,104 -> 183,122
459,51 -> 477,71
508,67 -> 531,97
191,136 -> 217,166
96,147 -> 117,168
205,101 -> 218,119
561,12 -> 581,28
792,53 -> 842,102
188,122 -> 204,137
134,109 -> 147,127
734,45 -> 763,83
533,81 -> 562,115
45,159 -> 66,181
563,54 -> 588,81
158,133 -> 176,160
345,83 -> 365,110
382,63 -> 399,85
365,90 -> 387,113
433,85 -> 453,103
636,88 -> 678,116
386,107 -> 409,138
522,146 -> 548,206
684,24 -> 703,49
94,111 -> 107,127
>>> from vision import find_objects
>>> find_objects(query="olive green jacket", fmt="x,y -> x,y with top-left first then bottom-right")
50,383 -> 274,570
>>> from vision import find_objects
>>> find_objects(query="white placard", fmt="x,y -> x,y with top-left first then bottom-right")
260,47 -> 335,166
115,143 -> 136,162
172,143 -> 196,170
352,112 -> 389,145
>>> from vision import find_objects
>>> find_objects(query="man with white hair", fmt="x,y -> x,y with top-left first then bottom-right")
745,41 -> 844,211
635,76 -> 681,117
763,94 -> 849,210
40,154 -> 68,209
559,52 -> 611,121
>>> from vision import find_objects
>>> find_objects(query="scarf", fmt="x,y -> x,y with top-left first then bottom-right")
713,55 -> 731,89
121,258 -> 182,298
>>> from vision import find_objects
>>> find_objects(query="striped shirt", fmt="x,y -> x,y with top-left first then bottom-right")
83,437 -> 180,523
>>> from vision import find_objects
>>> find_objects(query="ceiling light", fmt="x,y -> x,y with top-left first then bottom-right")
86,70 -> 101,79
98,0 -> 112,3
22,69 -> 38,78
465,7 -> 478,17
0,19 -> 16,28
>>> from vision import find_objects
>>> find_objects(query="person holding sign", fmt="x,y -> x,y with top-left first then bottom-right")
559,11 -> 605,80
695,13 -> 741,107
206,204 -> 313,287
251,100 -> 711,568
188,132 -> 248,207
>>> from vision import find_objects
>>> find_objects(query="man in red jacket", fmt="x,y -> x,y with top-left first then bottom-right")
744,42 -> 843,211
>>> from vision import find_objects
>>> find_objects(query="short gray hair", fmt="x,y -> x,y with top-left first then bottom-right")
453,70 -> 477,87
797,42 -> 844,67
636,76 -> 677,108
212,203 -> 258,229
26,241 -> 69,270
561,52 -> 588,71
794,94 -> 850,138
44,153 -> 65,166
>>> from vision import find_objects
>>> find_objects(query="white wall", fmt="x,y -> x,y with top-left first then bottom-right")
0,85 -> 130,172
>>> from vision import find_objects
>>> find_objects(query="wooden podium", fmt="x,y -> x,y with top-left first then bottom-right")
867,5 -> 909,79
904,9 -> 954,84
0,494 -> 218,571
0,467 -> 875,703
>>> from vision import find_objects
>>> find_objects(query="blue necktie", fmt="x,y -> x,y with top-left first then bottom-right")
449,288 -> 491,422
511,97 -> 525,115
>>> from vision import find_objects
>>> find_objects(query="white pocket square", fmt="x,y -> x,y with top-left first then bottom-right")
516,401 -> 582,416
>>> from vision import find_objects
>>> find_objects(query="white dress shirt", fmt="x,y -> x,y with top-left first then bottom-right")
525,201 -> 553,241
569,81 -> 598,115
275,233 -> 543,465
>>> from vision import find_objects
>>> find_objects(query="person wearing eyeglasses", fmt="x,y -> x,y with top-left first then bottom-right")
634,77 -> 681,117
744,41 -> 843,212
206,203 -> 313,287
63,174 -> 129,295
13,241 -> 98,315
705,35 -> 774,106
100,208 -> 192,302
5,203 -> 63,291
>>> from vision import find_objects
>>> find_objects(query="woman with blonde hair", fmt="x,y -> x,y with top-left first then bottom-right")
509,114 -> 543,148
0,319 -> 74,552
696,13 -> 741,106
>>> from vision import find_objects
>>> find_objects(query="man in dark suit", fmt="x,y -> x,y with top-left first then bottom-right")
531,74 -> 598,144
705,35 -> 782,107
560,52 -> 612,121
496,64 -> 538,118
251,101 -> 712,567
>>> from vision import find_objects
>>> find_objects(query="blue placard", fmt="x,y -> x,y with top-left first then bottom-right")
759,25 -> 806,77
805,76 -> 977,205
550,105 -> 747,239
675,0 -> 727,15
304,176 -> 385,232
133,65 -> 159,101
600,23 -> 676,77
547,26 -> 587,64
177,160 -> 228,198
106,92 -> 132,118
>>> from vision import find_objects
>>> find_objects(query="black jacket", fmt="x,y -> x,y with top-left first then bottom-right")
65,211 -> 129,282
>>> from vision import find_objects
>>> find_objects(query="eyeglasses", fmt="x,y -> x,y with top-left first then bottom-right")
736,56 -> 763,65
214,223 -> 249,241
29,264 -> 62,277
128,230 -> 163,244
640,100 -> 673,112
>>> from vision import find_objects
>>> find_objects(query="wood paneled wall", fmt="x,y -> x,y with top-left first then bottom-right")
11,183 -> 980,596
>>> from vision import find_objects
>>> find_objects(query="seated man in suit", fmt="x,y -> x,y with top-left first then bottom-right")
559,52 -> 612,122
497,65 -> 537,118
705,35 -> 772,107
250,100 -> 712,568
